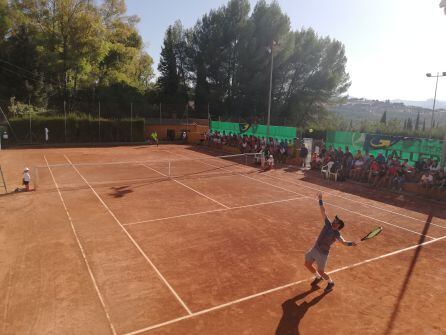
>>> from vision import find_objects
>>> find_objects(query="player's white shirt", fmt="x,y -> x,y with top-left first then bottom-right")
23,172 -> 30,182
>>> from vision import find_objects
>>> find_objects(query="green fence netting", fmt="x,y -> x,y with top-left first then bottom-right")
210,121 -> 297,141
326,131 -> 444,163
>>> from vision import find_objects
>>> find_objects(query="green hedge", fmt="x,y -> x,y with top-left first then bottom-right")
8,116 -> 145,143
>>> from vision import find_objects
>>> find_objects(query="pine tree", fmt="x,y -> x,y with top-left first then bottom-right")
158,27 -> 180,101
380,110 -> 387,124
415,112 -> 420,130
349,119 -> 353,129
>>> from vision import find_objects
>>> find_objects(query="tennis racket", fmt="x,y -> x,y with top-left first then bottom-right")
360,227 -> 383,241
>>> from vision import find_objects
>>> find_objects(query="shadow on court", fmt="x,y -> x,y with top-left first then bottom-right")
110,185 -> 133,198
275,287 -> 329,335
383,211 -> 433,335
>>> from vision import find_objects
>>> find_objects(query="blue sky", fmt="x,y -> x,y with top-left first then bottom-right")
126,0 -> 446,101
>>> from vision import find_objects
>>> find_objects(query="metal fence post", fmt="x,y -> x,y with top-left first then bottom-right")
442,133 -> 446,169
98,100 -> 101,142
130,102 -> 133,142
64,100 -> 67,142
29,109 -> 32,144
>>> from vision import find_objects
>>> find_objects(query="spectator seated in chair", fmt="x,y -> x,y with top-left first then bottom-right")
265,154 -> 275,170
419,171 -> 434,192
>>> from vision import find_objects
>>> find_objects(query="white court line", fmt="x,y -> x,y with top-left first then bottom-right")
63,155 -> 193,315
141,163 -> 230,209
173,149 -> 446,229
124,196 -> 305,226
261,172 -> 446,230
44,155 -> 117,335
242,173 -> 436,239
177,151 -> 437,239
123,233 -> 446,335
183,154 -> 435,240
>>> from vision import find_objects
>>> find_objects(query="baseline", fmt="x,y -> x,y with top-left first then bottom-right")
123,233 -> 446,335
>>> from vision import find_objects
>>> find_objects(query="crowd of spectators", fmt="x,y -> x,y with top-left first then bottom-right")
205,130 -> 446,195
311,145 -> 446,193
205,131 -> 295,165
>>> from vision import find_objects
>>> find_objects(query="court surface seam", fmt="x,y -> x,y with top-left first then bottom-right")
122,233 -> 446,335
44,155 -> 117,335
63,154 -> 193,316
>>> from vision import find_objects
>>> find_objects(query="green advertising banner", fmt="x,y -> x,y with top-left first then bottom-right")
326,131 -> 443,164
210,121 -> 296,141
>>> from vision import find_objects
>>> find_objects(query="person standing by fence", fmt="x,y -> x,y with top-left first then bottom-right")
44,127 -> 49,142
299,144 -> 309,168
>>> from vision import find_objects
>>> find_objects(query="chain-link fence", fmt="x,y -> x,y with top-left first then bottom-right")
0,98 -> 219,145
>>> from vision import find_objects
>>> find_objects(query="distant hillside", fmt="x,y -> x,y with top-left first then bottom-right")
391,99 -> 446,110
329,98 -> 446,127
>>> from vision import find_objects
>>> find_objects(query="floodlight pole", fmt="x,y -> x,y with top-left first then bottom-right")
426,72 -> 446,138
267,41 -> 276,138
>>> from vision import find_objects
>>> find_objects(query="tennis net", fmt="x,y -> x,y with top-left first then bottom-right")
34,153 -> 260,192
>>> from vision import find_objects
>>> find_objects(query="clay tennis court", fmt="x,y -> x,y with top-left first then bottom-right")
1,144 -> 446,335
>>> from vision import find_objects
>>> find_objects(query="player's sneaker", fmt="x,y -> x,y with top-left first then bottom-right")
325,282 -> 335,292
310,277 -> 323,287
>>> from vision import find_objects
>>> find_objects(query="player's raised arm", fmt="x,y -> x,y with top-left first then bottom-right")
337,235 -> 357,247
317,192 -> 327,221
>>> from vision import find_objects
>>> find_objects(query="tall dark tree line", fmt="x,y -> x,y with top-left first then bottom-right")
157,0 -> 351,125
0,0 -> 154,115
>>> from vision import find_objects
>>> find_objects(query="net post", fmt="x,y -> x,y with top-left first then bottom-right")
33,166 -> 39,191
245,153 -> 248,166
0,165 -> 7,193
168,161 -> 171,178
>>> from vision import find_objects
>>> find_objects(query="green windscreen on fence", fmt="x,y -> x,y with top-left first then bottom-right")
326,131 -> 444,164
210,121 -> 296,141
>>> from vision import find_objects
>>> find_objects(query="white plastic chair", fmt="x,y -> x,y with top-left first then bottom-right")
329,165 -> 341,182
321,161 -> 334,179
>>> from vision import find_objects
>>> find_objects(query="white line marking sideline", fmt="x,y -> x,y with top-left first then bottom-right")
63,154 -> 193,315
44,155 -> 117,335
123,234 -> 446,335
182,153 -> 435,240
261,172 -> 446,230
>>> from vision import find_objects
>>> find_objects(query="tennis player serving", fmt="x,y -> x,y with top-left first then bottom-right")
304,192 -> 358,292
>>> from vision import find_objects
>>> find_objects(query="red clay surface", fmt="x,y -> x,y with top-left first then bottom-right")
1,144 -> 446,335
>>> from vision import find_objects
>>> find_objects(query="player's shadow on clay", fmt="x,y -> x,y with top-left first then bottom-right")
275,286 -> 329,335
109,186 -> 133,198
